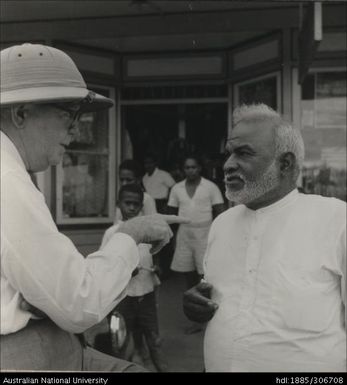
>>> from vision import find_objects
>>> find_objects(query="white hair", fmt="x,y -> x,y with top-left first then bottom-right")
233,104 -> 305,179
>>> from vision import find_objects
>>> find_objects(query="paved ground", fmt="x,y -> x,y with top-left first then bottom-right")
157,273 -> 205,372
85,272 -> 205,372
139,272 -> 205,372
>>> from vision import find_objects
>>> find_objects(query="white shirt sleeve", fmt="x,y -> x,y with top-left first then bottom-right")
167,185 -> 179,208
164,171 -> 175,189
100,224 -> 120,249
143,193 -> 157,215
1,171 -> 139,334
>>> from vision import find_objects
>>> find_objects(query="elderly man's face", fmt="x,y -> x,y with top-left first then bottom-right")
22,103 -> 79,172
223,120 -> 280,207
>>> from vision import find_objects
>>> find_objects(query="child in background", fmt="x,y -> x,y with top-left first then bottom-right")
114,159 -> 157,223
101,184 -> 169,372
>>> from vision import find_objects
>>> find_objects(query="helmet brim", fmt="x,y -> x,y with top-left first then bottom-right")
0,86 -> 114,112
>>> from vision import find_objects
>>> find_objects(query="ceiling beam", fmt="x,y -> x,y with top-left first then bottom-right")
1,5 -> 345,43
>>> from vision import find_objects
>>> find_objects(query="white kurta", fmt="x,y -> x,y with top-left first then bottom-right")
1,132 -> 139,335
203,189 -> 346,372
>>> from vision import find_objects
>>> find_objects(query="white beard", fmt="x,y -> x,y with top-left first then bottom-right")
225,160 -> 279,205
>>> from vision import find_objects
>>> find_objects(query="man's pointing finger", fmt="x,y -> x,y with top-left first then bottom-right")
159,215 -> 191,225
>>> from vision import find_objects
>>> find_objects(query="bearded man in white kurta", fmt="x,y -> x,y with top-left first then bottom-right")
183,104 -> 346,372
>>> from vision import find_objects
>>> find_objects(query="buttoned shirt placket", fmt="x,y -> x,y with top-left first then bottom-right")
234,210 -> 267,344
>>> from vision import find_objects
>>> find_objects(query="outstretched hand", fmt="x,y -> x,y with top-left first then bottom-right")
118,214 -> 190,254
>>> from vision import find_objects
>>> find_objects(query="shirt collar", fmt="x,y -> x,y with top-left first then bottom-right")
248,188 -> 299,215
182,176 -> 204,187
1,131 -> 27,171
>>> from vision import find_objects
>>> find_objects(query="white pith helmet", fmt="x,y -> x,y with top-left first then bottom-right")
0,43 -> 113,112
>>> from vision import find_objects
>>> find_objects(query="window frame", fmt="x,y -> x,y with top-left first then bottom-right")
292,66 -> 346,196
233,71 -> 282,112
55,84 -> 116,225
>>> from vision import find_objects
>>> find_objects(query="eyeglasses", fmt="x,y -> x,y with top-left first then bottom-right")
52,103 -> 82,127
46,91 -> 95,127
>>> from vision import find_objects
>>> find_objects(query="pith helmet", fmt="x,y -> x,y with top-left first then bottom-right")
0,43 -> 113,112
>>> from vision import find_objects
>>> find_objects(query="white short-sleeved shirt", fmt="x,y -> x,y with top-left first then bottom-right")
142,168 -> 175,200
1,132 -> 139,335
168,177 -> 224,225
203,189 -> 346,372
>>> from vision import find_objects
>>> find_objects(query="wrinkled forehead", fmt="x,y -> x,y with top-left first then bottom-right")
227,120 -> 276,150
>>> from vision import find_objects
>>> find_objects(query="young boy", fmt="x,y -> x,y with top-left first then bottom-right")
114,159 -> 157,223
101,184 -> 169,372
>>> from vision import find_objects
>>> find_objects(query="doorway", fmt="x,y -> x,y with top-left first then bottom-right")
121,102 -> 228,191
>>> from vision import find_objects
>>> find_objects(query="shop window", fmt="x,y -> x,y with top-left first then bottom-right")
121,102 -> 228,193
233,72 -> 281,111
300,70 -> 346,201
121,84 -> 228,100
56,86 -> 116,224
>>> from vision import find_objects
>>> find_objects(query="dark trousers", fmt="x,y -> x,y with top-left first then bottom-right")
154,199 -> 168,214
117,291 -> 159,338
116,292 -> 168,372
155,199 -> 174,279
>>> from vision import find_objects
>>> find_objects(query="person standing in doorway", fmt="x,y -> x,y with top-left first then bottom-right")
143,154 -> 176,279
142,154 -> 175,214
167,156 -> 225,334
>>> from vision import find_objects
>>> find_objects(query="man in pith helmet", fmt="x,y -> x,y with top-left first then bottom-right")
0,43 -> 189,371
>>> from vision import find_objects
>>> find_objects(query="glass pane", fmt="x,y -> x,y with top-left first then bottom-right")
122,103 -> 228,194
301,71 -> 346,201
68,111 -> 109,153
59,87 -> 112,221
238,76 -> 278,110
62,153 -> 109,218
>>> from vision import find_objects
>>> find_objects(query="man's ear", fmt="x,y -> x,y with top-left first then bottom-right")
279,152 -> 296,175
11,105 -> 28,129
